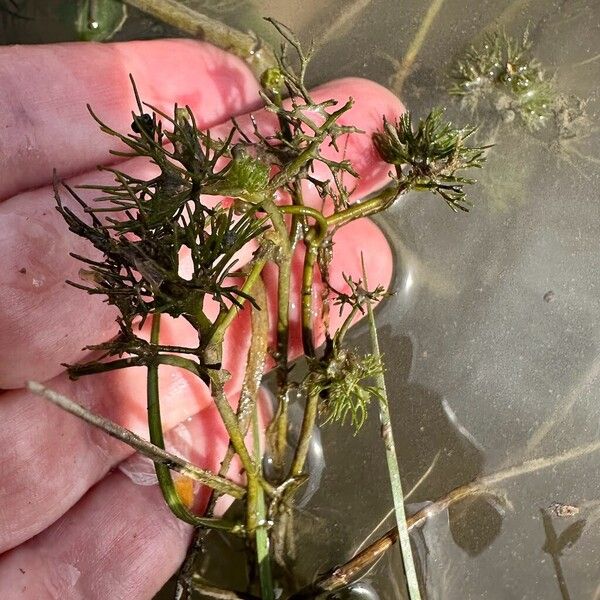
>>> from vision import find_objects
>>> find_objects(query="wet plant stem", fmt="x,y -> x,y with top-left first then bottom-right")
287,199 -> 356,483
208,254 -> 269,346
540,509 -> 573,600
25,380 -> 244,502
286,234 -> 321,480
120,0 -> 277,78
292,528 -> 400,598
362,256 -> 422,600
208,368 -> 266,490
268,101 -> 355,191
308,437 -> 600,595
211,280 -> 269,504
148,314 -> 227,526
300,241 -> 318,359
263,197 -> 293,477
335,304 -> 361,346
252,394 -> 274,600
279,205 -> 329,244
269,205 -> 329,475
326,185 -> 401,228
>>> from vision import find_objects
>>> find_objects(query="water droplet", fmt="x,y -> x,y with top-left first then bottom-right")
329,582 -> 380,600
32,274 -> 46,288
118,455 -> 158,486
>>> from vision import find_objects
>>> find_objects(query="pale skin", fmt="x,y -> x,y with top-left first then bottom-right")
0,38 -> 400,598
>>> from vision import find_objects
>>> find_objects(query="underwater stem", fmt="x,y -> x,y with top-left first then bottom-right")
252,396 -> 275,600
391,0 -> 446,94
311,437 -> 600,595
262,198 -> 293,477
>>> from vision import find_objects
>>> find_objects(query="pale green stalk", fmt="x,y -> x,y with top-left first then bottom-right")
26,380 -> 244,502
361,256 -> 422,600
253,399 -> 274,600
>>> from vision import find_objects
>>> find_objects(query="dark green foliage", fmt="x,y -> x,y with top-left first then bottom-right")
56,148 -> 267,326
373,109 -> 487,211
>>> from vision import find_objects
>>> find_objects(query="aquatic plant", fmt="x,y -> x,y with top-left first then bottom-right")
449,29 -> 556,130
30,15 -> 486,600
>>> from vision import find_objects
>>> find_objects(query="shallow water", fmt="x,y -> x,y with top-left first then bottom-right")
3,1 -> 600,598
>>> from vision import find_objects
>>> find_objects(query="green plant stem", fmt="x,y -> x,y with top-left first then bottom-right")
285,233 -> 321,479
287,181 -> 305,247
288,389 -> 319,480
326,185 -> 401,228
252,394 -> 274,600
279,205 -> 329,244
69,353 -> 204,378
25,380 -> 244,502
206,277 -> 269,519
208,368 -> 262,486
335,304 -> 361,346
362,257 -> 422,600
262,197 -> 293,478
208,255 -> 269,346
269,204 -> 329,476
182,280 -> 271,600
201,241 -> 277,500
120,0 -> 277,79
300,241 -> 318,359
287,202 -> 341,481
268,100 -> 354,191
147,314 -> 231,527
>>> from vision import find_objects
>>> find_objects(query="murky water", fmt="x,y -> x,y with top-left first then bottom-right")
2,1 -> 600,598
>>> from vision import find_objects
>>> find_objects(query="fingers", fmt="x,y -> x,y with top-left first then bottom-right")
0,77 -> 402,389
0,39 -> 261,200
0,357 -> 213,553
0,160 -> 149,388
0,218 -> 392,553
0,402 -> 234,600
0,475 -> 190,599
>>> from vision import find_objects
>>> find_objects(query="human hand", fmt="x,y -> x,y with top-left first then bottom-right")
0,38 -> 400,598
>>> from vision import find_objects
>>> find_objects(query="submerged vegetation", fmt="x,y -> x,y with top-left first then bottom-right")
449,30 -> 556,130
449,29 -> 556,131
28,15 -> 488,600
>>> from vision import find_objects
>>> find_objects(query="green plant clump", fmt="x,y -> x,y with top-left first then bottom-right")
450,29 -> 556,130
44,20 -> 486,600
